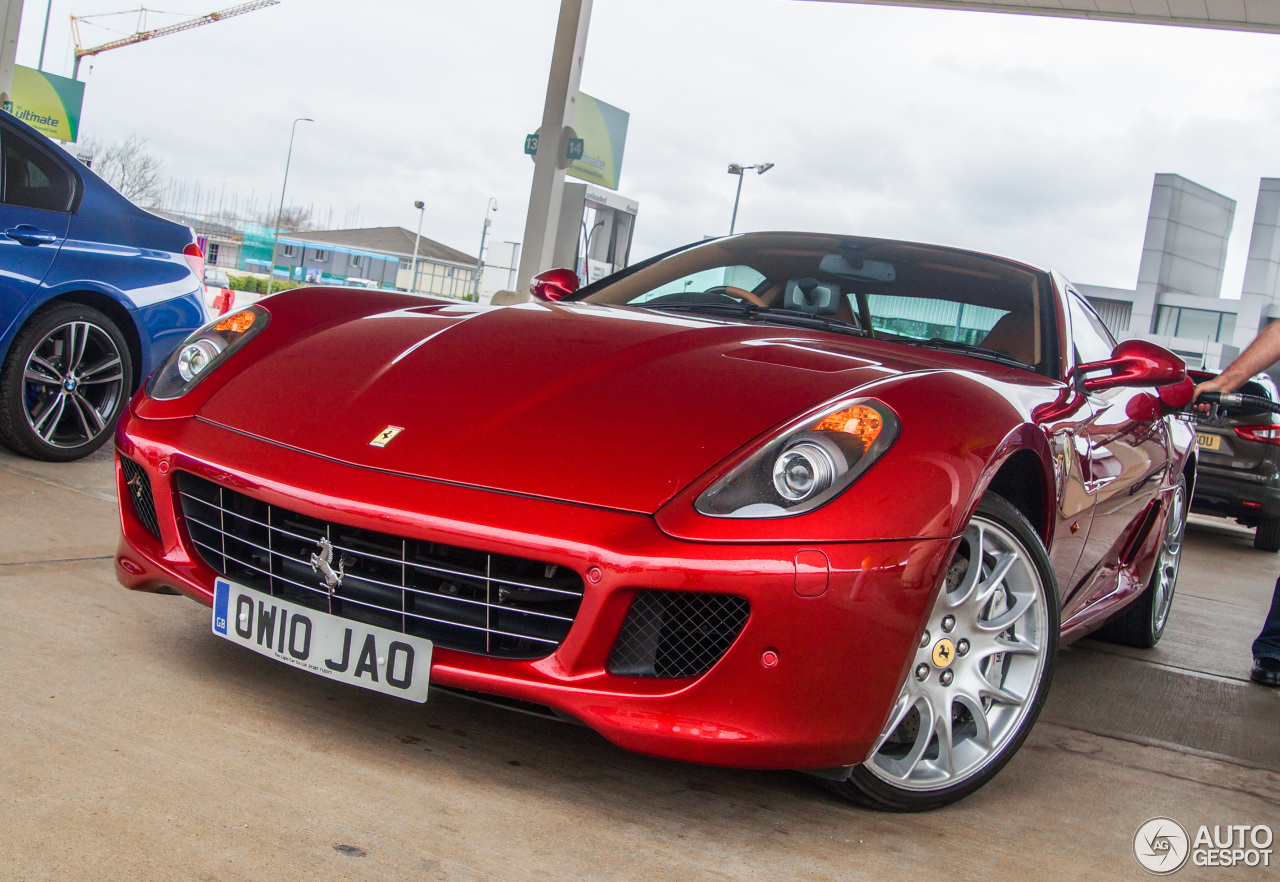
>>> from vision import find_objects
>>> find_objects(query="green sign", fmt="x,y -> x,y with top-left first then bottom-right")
566,137 -> 584,161
11,66 -> 85,142
567,93 -> 629,191
524,133 -> 539,155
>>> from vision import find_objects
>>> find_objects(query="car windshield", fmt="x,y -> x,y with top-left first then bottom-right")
579,233 -> 1050,370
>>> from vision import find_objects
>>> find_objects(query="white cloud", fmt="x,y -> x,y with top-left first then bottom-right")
17,0 -> 1280,296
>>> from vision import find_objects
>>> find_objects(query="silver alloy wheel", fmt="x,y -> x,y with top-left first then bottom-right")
1151,483 -> 1186,635
21,320 -> 126,449
866,514 -> 1051,791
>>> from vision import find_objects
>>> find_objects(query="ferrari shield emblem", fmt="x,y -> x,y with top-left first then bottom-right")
932,638 -> 956,669
370,426 -> 404,447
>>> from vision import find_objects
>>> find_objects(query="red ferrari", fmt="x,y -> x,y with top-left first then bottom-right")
114,233 -> 1194,811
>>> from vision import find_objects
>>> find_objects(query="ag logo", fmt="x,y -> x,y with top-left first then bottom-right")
370,426 -> 404,448
1134,817 -> 1190,874
932,638 -> 955,668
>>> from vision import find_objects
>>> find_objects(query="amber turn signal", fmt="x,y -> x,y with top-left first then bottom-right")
214,311 -> 256,333
812,405 -> 883,449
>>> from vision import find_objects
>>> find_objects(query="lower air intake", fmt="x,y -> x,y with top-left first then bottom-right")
119,455 -> 160,539
607,590 -> 750,679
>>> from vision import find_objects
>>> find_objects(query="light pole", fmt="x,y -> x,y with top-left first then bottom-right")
265,117 -> 313,298
473,197 -> 497,301
407,198 -> 427,291
727,162 -> 774,235
37,0 -> 52,70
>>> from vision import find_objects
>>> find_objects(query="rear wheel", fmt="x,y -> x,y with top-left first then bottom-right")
1254,516 -> 1280,553
822,494 -> 1058,811
1094,476 -> 1186,648
0,304 -> 132,462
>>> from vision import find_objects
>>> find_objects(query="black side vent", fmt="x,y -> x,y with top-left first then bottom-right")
119,455 -> 160,539
607,590 -> 750,679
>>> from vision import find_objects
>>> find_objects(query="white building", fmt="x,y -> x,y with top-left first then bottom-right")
1078,174 -> 1280,370
280,227 -> 478,299
477,240 -> 522,304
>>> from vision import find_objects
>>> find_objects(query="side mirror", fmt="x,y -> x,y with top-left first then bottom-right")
1079,340 -> 1186,392
529,268 -> 579,302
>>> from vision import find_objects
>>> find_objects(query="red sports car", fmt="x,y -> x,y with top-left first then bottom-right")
114,233 -> 1194,811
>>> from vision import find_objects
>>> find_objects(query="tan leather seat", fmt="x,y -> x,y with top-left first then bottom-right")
980,311 -> 1037,366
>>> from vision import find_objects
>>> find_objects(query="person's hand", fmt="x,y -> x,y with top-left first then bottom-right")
1193,378 -> 1228,413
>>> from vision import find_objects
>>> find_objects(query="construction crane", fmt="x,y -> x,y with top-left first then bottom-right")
70,0 -> 280,80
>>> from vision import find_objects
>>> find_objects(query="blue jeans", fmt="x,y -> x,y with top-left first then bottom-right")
1255,575 -> 1280,660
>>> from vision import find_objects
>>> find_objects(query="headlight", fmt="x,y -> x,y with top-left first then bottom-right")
148,306 -> 269,400
695,399 -> 900,518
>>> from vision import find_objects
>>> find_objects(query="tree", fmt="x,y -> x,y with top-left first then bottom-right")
261,204 -> 313,233
81,135 -> 164,207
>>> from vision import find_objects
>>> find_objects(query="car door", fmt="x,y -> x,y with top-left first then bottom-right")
1038,390 -> 1099,600
0,119 -> 76,338
1061,289 -> 1171,624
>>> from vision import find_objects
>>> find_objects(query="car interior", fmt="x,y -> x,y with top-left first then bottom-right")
581,235 -> 1052,373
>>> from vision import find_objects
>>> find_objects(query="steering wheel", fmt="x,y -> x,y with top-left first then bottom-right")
704,285 -> 768,307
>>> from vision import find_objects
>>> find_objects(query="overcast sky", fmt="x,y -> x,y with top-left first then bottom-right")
15,0 -> 1280,294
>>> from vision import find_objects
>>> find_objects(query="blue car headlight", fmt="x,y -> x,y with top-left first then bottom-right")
695,398 -> 900,518
148,306 -> 269,400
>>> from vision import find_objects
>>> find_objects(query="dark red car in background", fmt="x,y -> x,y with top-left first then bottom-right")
113,233 -> 1194,811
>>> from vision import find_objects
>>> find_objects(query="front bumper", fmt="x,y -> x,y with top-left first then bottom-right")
114,410 -> 953,770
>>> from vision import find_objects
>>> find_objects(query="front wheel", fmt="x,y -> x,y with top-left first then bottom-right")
0,303 -> 133,461
822,494 -> 1059,811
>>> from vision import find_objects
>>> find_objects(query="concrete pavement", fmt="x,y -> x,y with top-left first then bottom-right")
0,447 -> 1276,880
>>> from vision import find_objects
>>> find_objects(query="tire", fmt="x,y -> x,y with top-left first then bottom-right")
821,494 -> 1059,812
1254,516 -> 1280,553
1094,476 -> 1187,648
0,303 -> 133,462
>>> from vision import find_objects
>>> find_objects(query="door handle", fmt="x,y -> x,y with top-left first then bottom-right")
4,225 -> 58,245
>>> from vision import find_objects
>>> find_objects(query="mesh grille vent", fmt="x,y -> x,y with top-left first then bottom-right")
607,590 -> 750,678
119,455 -> 160,539
175,472 -> 584,660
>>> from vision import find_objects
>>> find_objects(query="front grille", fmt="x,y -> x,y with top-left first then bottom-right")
175,473 -> 584,660
607,590 -> 750,678
119,455 -> 160,538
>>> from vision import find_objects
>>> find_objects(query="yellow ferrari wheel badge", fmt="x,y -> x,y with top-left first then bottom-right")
932,638 -> 956,668
370,426 -> 404,448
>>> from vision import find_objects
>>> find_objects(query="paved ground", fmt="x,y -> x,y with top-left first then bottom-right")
1,446 -> 1277,881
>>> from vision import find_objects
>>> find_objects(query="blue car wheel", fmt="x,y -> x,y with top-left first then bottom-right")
0,302 -> 133,461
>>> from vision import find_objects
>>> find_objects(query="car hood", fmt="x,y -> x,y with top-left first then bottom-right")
199,301 -> 941,513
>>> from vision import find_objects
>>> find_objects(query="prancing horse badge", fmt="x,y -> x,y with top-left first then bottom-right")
370,426 -> 404,447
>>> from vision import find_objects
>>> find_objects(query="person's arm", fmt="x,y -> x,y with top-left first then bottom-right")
1193,320 -> 1280,400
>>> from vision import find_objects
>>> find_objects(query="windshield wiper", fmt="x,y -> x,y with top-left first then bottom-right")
895,337 -> 1033,369
648,301 -> 868,337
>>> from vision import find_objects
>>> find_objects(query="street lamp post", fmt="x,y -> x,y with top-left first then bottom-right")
265,117 -> 313,298
727,162 -> 774,235
473,197 -> 497,301
37,0 -> 53,70
411,200 -> 425,294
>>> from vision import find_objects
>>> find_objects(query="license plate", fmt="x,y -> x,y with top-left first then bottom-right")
1196,432 -> 1222,452
212,578 -> 432,703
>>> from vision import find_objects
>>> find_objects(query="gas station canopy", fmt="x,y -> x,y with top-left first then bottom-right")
805,0 -> 1280,34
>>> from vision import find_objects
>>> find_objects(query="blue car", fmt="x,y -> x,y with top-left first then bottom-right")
0,112 -> 205,460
